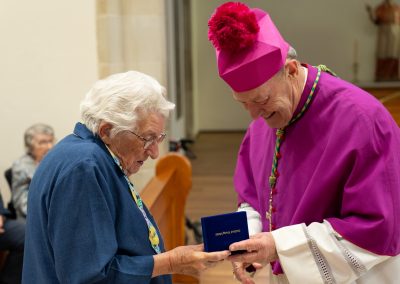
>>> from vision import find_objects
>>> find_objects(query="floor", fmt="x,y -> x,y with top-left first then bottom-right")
369,88 -> 400,125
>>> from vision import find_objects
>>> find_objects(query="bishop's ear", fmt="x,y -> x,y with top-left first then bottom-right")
285,60 -> 299,77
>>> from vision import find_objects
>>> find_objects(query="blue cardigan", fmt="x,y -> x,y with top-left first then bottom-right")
23,123 -> 171,284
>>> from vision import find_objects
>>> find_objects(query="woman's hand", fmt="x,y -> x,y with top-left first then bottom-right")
0,216 -> 5,234
153,244 -> 230,278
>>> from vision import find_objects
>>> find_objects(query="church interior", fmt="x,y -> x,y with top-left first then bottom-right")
0,1 -> 399,283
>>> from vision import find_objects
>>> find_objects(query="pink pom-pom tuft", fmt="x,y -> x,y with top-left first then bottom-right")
208,2 -> 259,52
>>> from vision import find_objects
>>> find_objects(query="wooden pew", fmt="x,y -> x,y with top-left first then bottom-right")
140,153 -> 198,284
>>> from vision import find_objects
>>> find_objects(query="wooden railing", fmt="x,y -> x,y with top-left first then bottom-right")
140,153 -> 198,284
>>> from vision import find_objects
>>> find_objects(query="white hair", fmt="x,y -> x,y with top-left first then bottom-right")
80,71 -> 175,136
286,46 -> 297,60
274,46 -> 298,77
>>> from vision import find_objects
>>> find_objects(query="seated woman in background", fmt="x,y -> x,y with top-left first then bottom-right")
11,123 -> 54,218
0,187 -> 25,284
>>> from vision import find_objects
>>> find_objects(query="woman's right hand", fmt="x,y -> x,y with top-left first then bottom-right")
153,244 -> 230,278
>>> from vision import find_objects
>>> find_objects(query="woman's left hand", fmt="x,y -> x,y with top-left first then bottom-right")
153,244 -> 230,278
169,244 -> 230,277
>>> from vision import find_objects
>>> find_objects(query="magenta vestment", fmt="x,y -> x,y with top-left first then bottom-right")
234,65 -> 400,265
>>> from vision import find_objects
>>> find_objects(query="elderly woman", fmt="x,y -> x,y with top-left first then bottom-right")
11,123 -> 54,218
22,71 -> 229,284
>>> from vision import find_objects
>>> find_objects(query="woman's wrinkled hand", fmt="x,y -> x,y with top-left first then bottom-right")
169,244 -> 230,277
153,244 -> 230,278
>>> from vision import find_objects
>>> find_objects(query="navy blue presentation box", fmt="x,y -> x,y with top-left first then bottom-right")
201,211 -> 249,252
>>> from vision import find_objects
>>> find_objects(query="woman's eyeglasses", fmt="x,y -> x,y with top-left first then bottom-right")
127,130 -> 166,150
